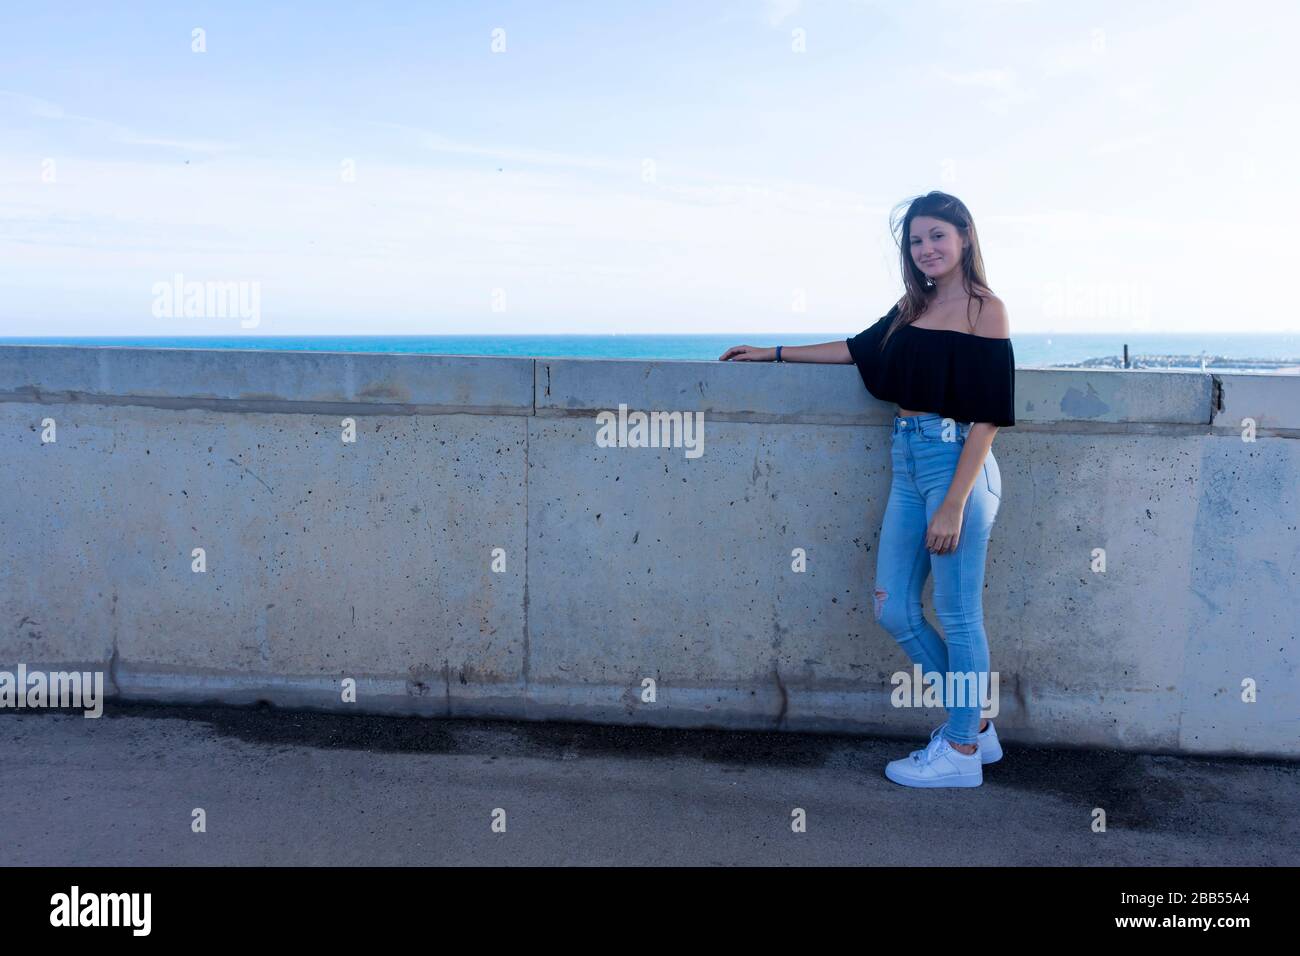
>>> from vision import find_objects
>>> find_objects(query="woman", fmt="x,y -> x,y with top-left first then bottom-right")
719,191 -> 1014,789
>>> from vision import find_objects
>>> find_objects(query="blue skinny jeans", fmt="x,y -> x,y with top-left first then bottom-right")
872,413 -> 1002,745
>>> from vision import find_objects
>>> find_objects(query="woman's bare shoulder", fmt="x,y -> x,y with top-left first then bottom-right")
974,293 -> 1010,339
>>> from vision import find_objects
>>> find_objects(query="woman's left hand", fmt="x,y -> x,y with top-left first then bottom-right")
926,501 -> 965,554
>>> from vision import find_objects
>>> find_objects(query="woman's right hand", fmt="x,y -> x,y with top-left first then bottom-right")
719,345 -> 776,362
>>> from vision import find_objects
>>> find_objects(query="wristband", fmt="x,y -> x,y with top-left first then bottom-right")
775,346 -> 783,363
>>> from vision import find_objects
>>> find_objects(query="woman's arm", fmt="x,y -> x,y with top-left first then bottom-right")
718,341 -> 853,363
926,423 -> 998,554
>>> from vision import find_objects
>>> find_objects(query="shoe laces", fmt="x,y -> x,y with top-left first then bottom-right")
909,722 -> 947,760
914,730 -> 951,764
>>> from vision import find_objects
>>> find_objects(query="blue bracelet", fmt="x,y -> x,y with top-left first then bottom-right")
775,345 -> 783,363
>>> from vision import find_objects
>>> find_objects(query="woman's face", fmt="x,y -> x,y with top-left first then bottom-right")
909,215 -> 966,283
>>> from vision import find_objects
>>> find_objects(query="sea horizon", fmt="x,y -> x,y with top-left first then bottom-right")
3,332 -> 1299,373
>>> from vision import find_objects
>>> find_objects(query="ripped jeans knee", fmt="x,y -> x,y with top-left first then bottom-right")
873,586 -> 888,621
873,584 -> 928,648
873,585 -> 909,635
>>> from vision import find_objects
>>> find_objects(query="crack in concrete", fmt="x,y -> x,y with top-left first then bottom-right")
226,457 -> 273,493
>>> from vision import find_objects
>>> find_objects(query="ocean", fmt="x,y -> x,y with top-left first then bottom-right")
2,334 -> 1298,371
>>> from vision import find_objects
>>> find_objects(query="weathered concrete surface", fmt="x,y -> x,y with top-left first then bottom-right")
2,704 -> 1295,866
0,405 -> 529,711
1218,371 -> 1300,432
0,345 -> 1296,757
0,346 -> 534,415
1015,366 -> 1215,425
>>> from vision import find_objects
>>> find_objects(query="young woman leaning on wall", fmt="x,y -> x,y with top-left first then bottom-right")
721,191 -> 1015,789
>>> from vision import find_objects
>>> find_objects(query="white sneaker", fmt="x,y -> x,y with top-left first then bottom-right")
911,719 -> 1002,765
885,731 -> 983,788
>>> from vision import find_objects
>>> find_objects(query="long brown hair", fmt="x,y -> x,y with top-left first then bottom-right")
880,191 -> 991,349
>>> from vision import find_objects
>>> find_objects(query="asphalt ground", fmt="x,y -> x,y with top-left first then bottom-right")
2,702 -> 1296,866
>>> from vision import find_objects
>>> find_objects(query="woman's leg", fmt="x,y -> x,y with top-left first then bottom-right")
923,453 -> 1000,746
873,456 -> 948,682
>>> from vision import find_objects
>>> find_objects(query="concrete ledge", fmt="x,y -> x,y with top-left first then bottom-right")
1016,366 -> 1215,425
6,345 -> 1287,428
0,346 -> 535,415
536,358 -> 886,424
537,358 -> 1226,426
1,345 -> 1296,759
1216,372 -> 1300,431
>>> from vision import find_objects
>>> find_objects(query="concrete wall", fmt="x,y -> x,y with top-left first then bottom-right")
1,345 -> 1296,758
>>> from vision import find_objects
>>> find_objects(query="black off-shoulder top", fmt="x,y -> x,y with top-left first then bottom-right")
845,304 -> 1016,427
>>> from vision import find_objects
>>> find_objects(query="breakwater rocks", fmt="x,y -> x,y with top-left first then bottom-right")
1051,354 -> 1300,373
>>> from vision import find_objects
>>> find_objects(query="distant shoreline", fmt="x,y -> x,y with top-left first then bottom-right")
1046,354 -> 1300,374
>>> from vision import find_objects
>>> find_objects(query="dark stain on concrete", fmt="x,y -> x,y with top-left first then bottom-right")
56,700 -> 1297,836
1059,383 -> 1109,419
94,700 -> 830,766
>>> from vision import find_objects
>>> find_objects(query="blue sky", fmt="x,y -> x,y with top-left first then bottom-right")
1,0 -> 1296,335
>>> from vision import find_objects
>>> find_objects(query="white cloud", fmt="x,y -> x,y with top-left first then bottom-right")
936,68 -> 1018,91
763,0 -> 802,27
0,90 -> 67,119
1088,130 -> 1162,157
0,89 -> 239,155
0,149 -> 895,334
933,67 -> 1036,114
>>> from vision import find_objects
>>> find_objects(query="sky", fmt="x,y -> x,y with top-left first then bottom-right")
1,0 -> 1297,336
